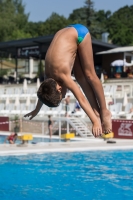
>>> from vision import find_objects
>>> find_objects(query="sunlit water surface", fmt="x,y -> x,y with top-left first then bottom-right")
0,150 -> 133,200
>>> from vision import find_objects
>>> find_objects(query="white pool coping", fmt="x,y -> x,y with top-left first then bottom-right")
0,145 -> 133,157
0,132 -> 133,156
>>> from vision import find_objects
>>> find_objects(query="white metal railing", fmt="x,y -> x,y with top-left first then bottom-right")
57,117 -> 92,137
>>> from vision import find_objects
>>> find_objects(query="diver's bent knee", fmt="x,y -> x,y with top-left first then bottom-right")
85,73 -> 98,82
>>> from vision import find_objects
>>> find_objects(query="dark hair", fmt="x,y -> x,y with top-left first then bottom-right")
37,78 -> 61,107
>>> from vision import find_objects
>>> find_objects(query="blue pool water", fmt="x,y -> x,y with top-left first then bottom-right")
0,151 -> 133,200
0,135 -> 67,144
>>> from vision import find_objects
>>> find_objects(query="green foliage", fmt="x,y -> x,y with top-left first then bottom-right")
0,69 -> 9,76
68,2 -> 133,45
13,114 -> 20,132
0,0 -> 29,41
84,0 -> 95,27
107,6 -> 133,45
41,13 -> 71,35
68,2 -> 109,40
90,10 -> 111,39
11,29 -> 31,40
26,22 -> 41,37
0,0 -> 133,46
14,114 -> 19,122
10,114 -> 19,125
27,13 -> 71,37
69,7 -> 87,25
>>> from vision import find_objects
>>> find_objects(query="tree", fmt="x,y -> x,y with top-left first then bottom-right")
0,0 -> 132,46
27,13 -> 71,37
91,10 -> 111,40
84,0 -> 111,39
95,10 -> 111,31
68,7 -> 87,26
69,1 -> 110,40
26,21 -> 44,37
68,0 -> 95,28
43,13 -> 71,35
107,6 -> 133,45
0,0 -> 30,41
68,1 -> 95,33
84,0 -> 95,27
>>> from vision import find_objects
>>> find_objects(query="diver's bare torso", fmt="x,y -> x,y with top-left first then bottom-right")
45,27 -> 78,81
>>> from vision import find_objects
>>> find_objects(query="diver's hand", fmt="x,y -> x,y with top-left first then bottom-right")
92,121 -> 102,138
24,110 -> 38,120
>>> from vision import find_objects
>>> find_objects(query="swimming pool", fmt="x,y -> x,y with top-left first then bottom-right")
0,150 -> 133,200
0,135 -> 70,144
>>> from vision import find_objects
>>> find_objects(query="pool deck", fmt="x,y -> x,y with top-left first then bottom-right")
0,132 -> 133,156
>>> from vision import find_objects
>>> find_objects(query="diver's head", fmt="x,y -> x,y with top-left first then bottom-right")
37,78 -> 66,107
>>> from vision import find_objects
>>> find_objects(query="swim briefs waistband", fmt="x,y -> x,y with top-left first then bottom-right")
67,24 -> 89,44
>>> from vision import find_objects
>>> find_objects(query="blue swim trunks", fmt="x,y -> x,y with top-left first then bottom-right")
67,24 -> 89,44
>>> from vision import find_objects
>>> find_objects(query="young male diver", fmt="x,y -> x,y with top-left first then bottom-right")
24,24 -> 112,137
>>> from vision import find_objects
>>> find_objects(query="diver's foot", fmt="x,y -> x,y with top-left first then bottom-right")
101,109 -> 112,134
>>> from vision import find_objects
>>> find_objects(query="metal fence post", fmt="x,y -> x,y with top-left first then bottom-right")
67,118 -> 69,133
59,117 -> 61,138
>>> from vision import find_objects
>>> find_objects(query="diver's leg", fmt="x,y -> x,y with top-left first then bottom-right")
77,34 -> 112,133
49,126 -> 52,138
73,53 -> 100,120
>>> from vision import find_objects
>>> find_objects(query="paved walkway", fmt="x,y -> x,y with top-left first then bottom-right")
0,137 -> 133,156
